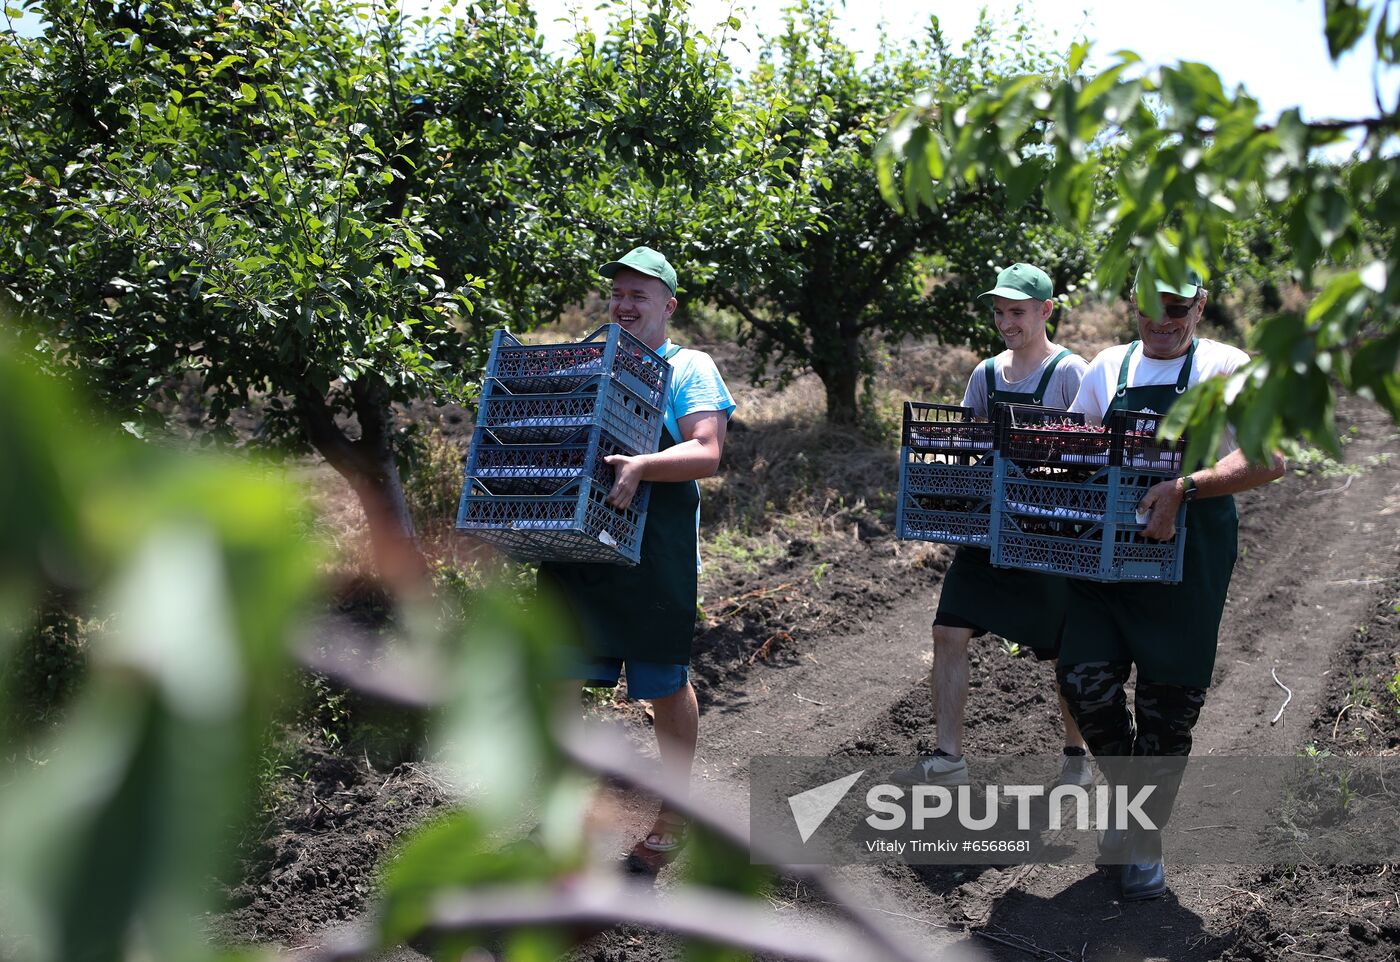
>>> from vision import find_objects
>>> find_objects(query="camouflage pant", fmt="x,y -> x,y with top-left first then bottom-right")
1058,660 -> 1207,828
1057,660 -> 1207,756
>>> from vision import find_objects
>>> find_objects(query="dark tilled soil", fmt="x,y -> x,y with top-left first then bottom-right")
1219,582 -> 1400,962
215,744 -> 450,947
571,397 -> 1400,962
228,398 -> 1400,962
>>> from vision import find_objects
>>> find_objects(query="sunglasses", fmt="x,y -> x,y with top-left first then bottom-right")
1134,297 -> 1198,320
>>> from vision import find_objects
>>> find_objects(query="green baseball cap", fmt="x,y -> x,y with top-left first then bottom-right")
599,246 -> 677,295
978,263 -> 1053,303
1147,266 -> 1204,298
1138,245 -> 1205,298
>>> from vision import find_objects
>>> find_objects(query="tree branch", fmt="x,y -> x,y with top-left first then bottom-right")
305,878 -> 888,962
1262,114 -> 1400,134
716,286 -> 808,357
294,386 -> 364,480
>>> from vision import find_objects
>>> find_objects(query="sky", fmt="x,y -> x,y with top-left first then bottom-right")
509,0 -> 1400,127
8,0 -> 1397,127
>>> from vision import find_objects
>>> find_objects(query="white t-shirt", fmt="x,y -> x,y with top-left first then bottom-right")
1069,338 -> 1248,455
960,346 -> 1089,419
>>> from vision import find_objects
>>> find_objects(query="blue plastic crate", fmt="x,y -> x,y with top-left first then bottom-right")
475,375 -> 666,455
485,324 -> 670,409
990,461 -> 1186,583
465,424 -> 643,497
456,476 -> 650,565
896,453 -> 996,547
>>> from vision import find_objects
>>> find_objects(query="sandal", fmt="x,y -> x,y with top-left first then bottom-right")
623,809 -> 689,875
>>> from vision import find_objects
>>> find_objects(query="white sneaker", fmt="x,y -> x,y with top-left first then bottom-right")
1056,751 -> 1095,789
892,752 -> 971,786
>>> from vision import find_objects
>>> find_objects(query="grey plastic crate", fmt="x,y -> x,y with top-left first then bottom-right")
475,375 -> 666,455
465,425 -> 643,497
994,403 -> 1184,476
902,402 -> 995,458
896,454 -> 996,547
456,476 -> 650,565
1106,408 -> 1185,474
485,324 -> 669,408
990,461 -> 1186,583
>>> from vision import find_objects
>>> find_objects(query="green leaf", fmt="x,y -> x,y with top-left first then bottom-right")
1003,156 -> 1042,209
1305,271 -> 1364,330
209,54 -> 244,79
1068,39 -> 1090,74
1324,0 -> 1372,59
1349,328 -> 1400,419
1162,377 -> 1228,471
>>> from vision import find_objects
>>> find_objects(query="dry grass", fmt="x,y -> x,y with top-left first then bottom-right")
704,374 -> 896,527
883,340 -> 982,407
296,463 -> 375,576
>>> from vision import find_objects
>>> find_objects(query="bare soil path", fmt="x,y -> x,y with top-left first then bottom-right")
232,398 -> 1400,962
574,397 -> 1400,962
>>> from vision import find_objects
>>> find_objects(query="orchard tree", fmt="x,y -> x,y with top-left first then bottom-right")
876,0 -> 1400,468
647,1 -> 1093,426
0,0 -> 737,574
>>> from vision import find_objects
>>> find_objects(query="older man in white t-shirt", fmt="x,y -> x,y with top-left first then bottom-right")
1057,263 -> 1284,902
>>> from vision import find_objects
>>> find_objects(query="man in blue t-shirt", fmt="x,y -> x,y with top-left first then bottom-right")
542,246 -> 734,876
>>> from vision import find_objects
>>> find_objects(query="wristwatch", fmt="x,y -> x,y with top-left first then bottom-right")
1179,475 -> 1200,502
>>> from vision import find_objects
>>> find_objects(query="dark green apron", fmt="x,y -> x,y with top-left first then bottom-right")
1061,339 -> 1238,688
538,347 -> 701,666
937,350 -> 1072,655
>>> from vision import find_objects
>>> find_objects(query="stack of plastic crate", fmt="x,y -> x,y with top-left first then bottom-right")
896,402 -> 997,547
456,324 -> 671,565
990,404 -> 1188,582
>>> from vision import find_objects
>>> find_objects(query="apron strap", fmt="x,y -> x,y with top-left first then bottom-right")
660,339 -> 684,443
1113,338 -> 1198,402
1174,338 -> 1198,394
1031,348 -> 1072,405
982,357 -> 998,404
1114,341 -> 1139,399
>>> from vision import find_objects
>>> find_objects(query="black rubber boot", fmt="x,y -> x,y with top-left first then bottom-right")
1119,828 -> 1167,901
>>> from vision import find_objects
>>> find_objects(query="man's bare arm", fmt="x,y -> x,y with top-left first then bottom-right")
1139,448 -> 1287,541
603,410 -> 728,509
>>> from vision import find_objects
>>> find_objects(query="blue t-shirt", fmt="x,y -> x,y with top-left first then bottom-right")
658,339 -> 735,570
659,339 -> 736,438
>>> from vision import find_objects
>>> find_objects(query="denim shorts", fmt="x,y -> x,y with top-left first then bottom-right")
574,657 -> 690,700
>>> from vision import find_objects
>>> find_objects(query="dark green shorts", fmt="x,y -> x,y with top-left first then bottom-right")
934,547 -> 1067,658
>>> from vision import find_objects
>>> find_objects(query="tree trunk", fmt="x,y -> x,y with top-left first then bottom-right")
812,322 -> 863,426
295,382 -> 429,592
344,443 -> 428,590
821,363 -> 860,426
